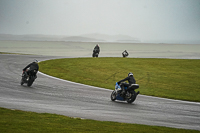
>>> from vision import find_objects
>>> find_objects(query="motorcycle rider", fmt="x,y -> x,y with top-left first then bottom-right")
122,50 -> 129,57
117,72 -> 139,97
22,60 -> 39,79
93,44 -> 100,55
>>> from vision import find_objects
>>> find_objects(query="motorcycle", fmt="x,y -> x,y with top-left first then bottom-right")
111,82 -> 139,103
20,68 -> 37,87
92,49 -> 99,57
122,50 -> 129,57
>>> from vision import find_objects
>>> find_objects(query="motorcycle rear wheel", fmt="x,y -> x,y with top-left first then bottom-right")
126,91 -> 137,103
27,78 -> 34,87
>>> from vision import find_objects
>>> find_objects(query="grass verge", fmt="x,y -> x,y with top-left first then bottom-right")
39,57 -> 200,102
1,107 -> 199,133
0,52 -> 30,55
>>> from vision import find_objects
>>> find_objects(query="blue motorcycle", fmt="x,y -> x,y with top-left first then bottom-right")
111,82 -> 139,103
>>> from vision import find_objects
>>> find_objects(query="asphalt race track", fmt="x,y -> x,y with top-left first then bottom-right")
0,54 -> 200,131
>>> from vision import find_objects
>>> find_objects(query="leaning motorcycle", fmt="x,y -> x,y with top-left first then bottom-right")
122,50 -> 129,57
20,68 -> 37,87
111,82 -> 139,103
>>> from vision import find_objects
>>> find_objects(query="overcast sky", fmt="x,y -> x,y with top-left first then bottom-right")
0,0 -> 200,42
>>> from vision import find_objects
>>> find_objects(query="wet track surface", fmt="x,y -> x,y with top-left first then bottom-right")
0,54 -> 200,130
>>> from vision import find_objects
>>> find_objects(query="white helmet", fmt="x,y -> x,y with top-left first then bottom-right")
128,72 -> 133,76
34,59 -> 38,63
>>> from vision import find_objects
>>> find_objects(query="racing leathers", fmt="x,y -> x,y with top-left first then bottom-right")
117,75 -> 136,96
122,50 -> 129,57
23,62 -> 39,77
93,45 -> 100,54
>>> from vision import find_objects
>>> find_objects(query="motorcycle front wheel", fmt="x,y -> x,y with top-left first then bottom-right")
20,78 -> 24,85
111,91 -> 117,101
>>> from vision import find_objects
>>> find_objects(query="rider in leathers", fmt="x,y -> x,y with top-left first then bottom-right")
117,72 -> 136,96
122,50 -> 129,57
93,44 -> 100,54
23,60 -> 39,77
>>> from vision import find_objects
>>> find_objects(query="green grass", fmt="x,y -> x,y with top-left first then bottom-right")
39,57 -> 200,102
0,107 -> 199,133
1,57 -> 200,132
0,52 -> 30,55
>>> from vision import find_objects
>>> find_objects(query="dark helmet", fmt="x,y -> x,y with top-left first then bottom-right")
128,72 -> 133,76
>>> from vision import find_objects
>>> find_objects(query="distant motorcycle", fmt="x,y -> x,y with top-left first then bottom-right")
20,68 -> 37,87
92,49 -> 99,57
122,50 -> 129,57
111,82 -> 139,103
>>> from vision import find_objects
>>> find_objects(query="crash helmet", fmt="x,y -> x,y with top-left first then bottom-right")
128,72 -> 133,76
34,59 -> 38,63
